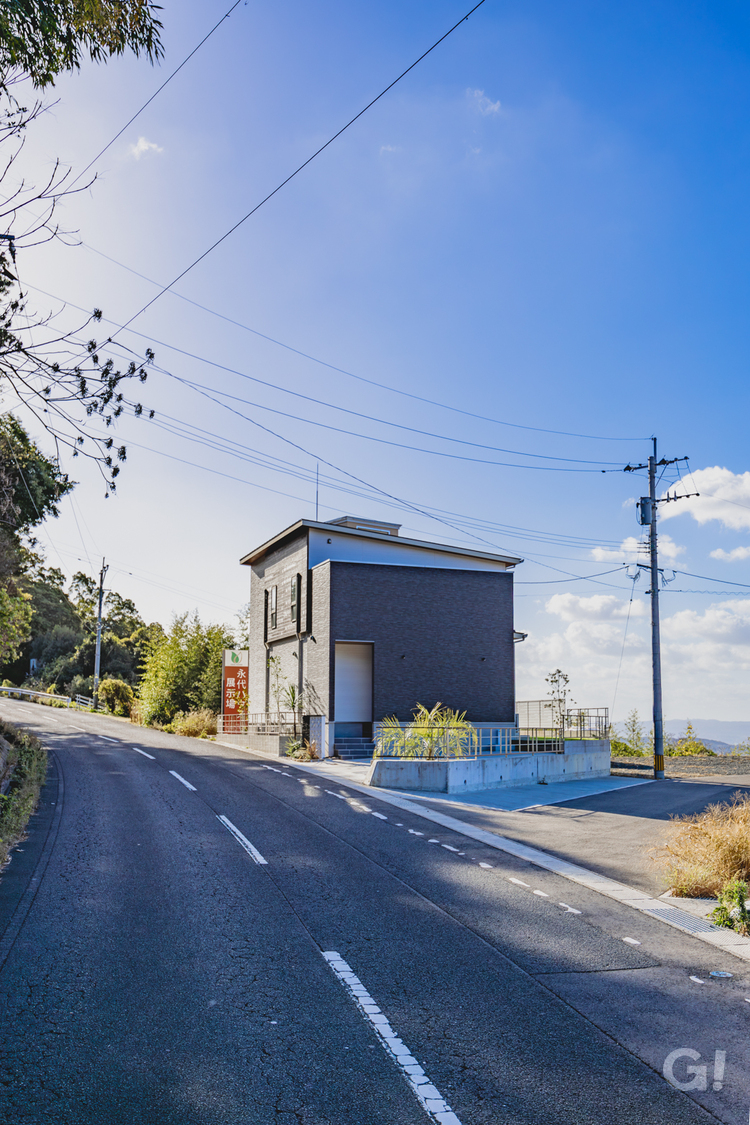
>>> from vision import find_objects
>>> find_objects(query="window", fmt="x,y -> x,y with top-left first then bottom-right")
290,576 -> 297,623
270,585 -> 277,629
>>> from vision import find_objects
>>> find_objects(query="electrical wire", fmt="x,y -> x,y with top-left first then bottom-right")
673,569 -> 750,589
107,0 -> 491,341
66,0 -> 246,191
25,281 -> 625,470
78,243 -> 646,443
610,571 -> 638,720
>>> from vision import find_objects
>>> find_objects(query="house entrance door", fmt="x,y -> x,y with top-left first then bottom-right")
334,642 -> 373,738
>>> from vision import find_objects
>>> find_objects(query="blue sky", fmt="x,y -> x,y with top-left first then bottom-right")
8,0 -> 750,722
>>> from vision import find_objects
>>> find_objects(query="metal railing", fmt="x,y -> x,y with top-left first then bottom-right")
517,701 -> 609,740
219,711 -> 299,736
373,722 -> 531,758
75,694 -> 94,710
0,685 -> 72,707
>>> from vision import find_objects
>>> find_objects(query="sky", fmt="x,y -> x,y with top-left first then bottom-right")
4,0 -> 750,724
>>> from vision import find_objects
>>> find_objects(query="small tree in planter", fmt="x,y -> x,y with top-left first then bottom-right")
376,703 -> 473,759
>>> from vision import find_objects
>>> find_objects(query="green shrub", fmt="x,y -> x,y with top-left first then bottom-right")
170,709 -> 217,738
285,739 -> 319,761
0,719 -> 47,869
98,677 -> 134,716
710,878 -> 749,935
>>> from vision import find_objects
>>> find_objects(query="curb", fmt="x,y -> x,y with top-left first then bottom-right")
215,739 -> 750,964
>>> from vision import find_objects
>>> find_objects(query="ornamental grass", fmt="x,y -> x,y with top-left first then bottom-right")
656,791 -> 750,898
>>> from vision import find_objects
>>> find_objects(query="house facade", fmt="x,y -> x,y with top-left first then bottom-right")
240,516 -> 523,750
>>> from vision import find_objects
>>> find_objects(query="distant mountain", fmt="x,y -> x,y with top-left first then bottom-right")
665,719 -> 750,749
698,738 -> 733,754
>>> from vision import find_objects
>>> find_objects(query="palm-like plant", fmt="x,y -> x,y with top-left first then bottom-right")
376,703 -> 474,759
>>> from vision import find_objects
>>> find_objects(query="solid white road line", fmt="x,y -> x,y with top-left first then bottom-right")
217,815 -> 268,865
169,770 -> 197,792
322,951 -> 462,1125
134,748 -> 155,760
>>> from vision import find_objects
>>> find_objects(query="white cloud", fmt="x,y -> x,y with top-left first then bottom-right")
127,136 -> 163,160
661,599 -> 750,647
469,89 -> 501,115
516,595 -> 750,721
590,534 -> 684,563
546,593 -> 646,622
379,145 -> 400,155
711,545 -> 750,562
658,466 -> 750,531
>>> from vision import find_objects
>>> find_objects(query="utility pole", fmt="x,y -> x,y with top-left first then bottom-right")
625,440 -> 696,780
93,558 -> 108,710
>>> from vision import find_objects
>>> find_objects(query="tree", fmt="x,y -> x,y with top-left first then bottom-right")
670,721 -> 715,758
0,0 -> 163,89
621,708 -> 649,757
138,613 -> 233,726
0,1 -> 163,495
545,669 -> 575,731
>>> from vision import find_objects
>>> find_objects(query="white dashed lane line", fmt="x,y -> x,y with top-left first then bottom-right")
690,976 -> 705,984
134,748 -> 155,760
322,951 -> 462,1125
509,878 -> 530,888
372,812 -> 388,820
99,735 -> 119,743
169,770 -> 197,792
622,937 -> 642,946
560,903 -> 581,915
217,815 -> 268,865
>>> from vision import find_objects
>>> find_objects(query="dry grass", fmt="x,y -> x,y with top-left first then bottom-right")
655,791 -> 750,897
170,710 -> 217,738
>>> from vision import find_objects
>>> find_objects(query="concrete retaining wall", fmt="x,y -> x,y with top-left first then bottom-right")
365,740 -> 610,793
215,731 -> 293,758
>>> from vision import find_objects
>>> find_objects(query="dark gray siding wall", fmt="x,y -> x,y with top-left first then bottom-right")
328,562 -> 515,722
301,561 -> 332,716
247,530 -> 308,712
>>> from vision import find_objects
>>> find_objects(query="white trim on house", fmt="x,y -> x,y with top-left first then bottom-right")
241,519 -> 522,570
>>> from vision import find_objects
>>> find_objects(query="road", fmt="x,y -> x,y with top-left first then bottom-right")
0,698 -> 747,1124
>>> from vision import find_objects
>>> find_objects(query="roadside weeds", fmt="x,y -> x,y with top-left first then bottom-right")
0,719 -> 47,870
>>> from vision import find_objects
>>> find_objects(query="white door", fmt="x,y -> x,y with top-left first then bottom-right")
334,643 -> 373,721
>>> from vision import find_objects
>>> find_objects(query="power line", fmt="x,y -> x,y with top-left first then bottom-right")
673,569 -> 750,589
78,242 -> 645,443
67,0 -> 246,191
108,0 -> 492,341
26,280 -> 625,467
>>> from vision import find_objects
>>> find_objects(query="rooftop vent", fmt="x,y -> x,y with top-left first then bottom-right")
327,516 -> 401,537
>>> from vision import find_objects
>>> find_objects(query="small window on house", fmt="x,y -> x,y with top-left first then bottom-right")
270,585 -> 277,629
290,576 -> 297,622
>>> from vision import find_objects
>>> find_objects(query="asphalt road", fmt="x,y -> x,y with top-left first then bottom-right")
410,777 -> 750,897
0,699 -> 747,1125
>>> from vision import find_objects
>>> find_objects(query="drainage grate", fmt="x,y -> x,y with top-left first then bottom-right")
645,907 -> 722,935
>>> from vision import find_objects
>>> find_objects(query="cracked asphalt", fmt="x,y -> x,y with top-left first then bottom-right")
0,698 -> 747,1124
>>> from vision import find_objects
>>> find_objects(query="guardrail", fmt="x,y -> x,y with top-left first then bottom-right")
75,694 -> 94,710
0,685 -> 72,707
